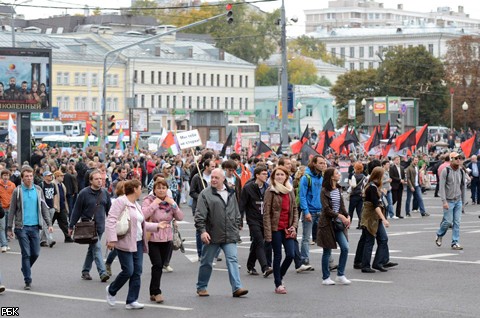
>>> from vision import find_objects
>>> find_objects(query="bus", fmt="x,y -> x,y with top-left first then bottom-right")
42,135 -> 131,150
226,123 -> 261,147
31,121 -> 64,140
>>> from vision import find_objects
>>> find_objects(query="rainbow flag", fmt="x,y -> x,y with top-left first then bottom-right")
132,133 -> 140,155
83,122 -> 91,151
116,126 -> 125,151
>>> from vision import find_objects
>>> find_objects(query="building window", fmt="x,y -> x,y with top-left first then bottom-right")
151,71 -> 155,84
63,72 -> 69,85
197,73 -> 200,86
113,98 -> 118,111
141,71 -> 145,84
306,105 -> 313,117
428,44 -> 434,54
182,73 -> 185,85
368,62 -> 374,69
112,75 -> 118,86
151,95 -> 155,108
188,73 -> 192,85
225,74 -> 228,87
134,70 -> 138,84
225,97 -> 228,108
173,72 -> 176,85
158,71 -> 162,84
245,98 -> 248,109
182,96 -> 186,108
81,97 -> 87,110
166,95 -> 170,108
231,75 -> 234,87
196,96 -> 200,109
74,97 -> 80,109
331,48 -> 336,57
239,75 -> 243,88
359,62 -> 364,70
56,96 -> 62,108
217,74 -> 220,87
188,96 -> 192,109
166,72 -> 170,85
350,47 -> 355,58
350,63 -> 355,71
64,97 -> 69,108
359,47 -> 364,58
239,97 -> 243,110
203,73 -> 206,86
231,97 -> 234,109
56,72 -> 62,85
245,76 -> 249,88
74,72 -> 80,85
203,97 -> 206,109
340,47 -> 345,58
369,46 -> 374,58
91,73 -> 98,86
158,95 -> 162,108
173,96 -> 176,108
211,97 -> 214,109
211,74 -> 214,86
92,97 -> 97,110
217,97 -> 220,110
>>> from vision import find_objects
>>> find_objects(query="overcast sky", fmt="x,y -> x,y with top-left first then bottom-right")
13,0 -> 480,36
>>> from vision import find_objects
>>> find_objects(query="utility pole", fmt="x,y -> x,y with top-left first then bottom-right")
280,0 -> 289,150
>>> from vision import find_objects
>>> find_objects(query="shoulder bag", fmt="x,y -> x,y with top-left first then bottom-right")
73,190 -> 104,244
116,204 -> 131,238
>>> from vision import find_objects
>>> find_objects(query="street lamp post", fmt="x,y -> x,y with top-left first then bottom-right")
296,101 -> 302,137
462,101 -> 469,133
361,98 -> 367,130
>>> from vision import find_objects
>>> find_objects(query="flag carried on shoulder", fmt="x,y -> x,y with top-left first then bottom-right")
220,131 -> 233,157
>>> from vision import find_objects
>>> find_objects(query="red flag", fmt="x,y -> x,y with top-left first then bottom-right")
290,125 -> 309,154
240,163 -> 251,187
416,124 -> 428,148
382,132 -> 396,158
234,129 -> 242,154
382,121 -> 391,139
315,131 -> 326,154
395,128 -> 416,151
247,140 -> 253,158
364,126 -> 381,153
330,125 -> 348,154
461,132 -> 479,158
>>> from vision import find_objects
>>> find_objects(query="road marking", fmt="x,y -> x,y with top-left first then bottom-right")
185,254 -> 199,263
350,279 -> 393,284
7,289 -> 193,311
414,253 -> 457,259
388,231 -> 422,236
465,230 -> 480,234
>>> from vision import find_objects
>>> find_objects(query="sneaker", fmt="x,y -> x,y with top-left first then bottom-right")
216,257 -> 222,262
412,209 -> 419,213
296,264 -> 312,273
422,212 -> 430,217
435,235 -> 442,247
451,243 -> 463,250
0,285 -> 5,294
309,240 -> 315,245
275,285 -> 287,294
100,274 -> 110,283
335,275 -> 352,285
125,301 -> 144,310
406,214 -> 411,217
81,272 -> 92,280
263,267 -> 273,278
1,246 -> 6,253
49,241 -> 56,248
212,261 -> 216,266
322,278 -> 335,285
163,265 -> 173,273
247,268 -> 259,276
196,289 -> 209,297
24,283 -> 31,290
391,216 -> 399,219
64,237 -> 74,243
105,263 -> 112,276
40,241 -> 47,247
329,264 -> 338,272
6,246 -> 10,251
106,285 -> 115,307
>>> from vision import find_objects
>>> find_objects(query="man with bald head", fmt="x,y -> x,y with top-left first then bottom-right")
194,168 -> 248,298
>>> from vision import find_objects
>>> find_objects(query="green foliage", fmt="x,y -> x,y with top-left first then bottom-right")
255,63 -> 278,86
289,35 -> 344,66
316,76 -> 332,87
131,0 -> 159,18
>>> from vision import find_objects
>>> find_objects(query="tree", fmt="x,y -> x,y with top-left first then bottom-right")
255,63 -> 278,86
289,35 -> 344,67
316,76 -> 332,87
377,46 -> 447,126
92,7 -> 101,16
445,36 -> 480,130
330,69 -> 381,127
288,56 -> 318,85
131,0 -> 159,18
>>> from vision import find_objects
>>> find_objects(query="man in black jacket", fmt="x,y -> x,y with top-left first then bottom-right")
389,156 -> 406,219
239,166 -> 272,277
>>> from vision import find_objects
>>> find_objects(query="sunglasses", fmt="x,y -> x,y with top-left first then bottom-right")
452,157 -> 461,160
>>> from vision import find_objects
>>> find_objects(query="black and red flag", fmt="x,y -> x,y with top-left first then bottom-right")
395,128 -> 416,151
291,125 -> 309,155
415,124 -> 428,148
323,118 -> 335,132
330,125 -> 348,154
344,127 -> 359,147
461,132 -> 480,158
300,143 -> 321,166
275,143 -> 283,156
220,131 -> 233,157
382,131 -> 396,158
382,121 -> 391,139
255,140 -> 272,158
364,125 -> 381,153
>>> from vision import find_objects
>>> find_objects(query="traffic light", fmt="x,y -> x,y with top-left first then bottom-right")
108,115 -> 116,136
226,3 -> 233,24
90,115 -> 100,137
396,117 -> 402,134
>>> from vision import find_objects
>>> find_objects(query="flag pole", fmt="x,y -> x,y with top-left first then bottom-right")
191,148 -> 205,189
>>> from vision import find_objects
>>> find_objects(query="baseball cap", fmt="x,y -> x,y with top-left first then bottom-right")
449,152 -> 460,159
162,163 -> 172,169
43,171 -> 53,177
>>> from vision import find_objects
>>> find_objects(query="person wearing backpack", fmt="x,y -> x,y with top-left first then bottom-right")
435,152 -> 465,250
299,155 -> 326,268
348,162 -> 366,229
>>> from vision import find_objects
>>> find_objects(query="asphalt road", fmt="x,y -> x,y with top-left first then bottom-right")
1,190 -> 480,318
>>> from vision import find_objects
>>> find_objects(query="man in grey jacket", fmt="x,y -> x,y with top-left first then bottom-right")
195,168 -> 248,298
436,152 -> 465,250
7,166 -> 52,290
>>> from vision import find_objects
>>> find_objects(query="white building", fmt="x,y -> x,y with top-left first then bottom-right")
305,0 -> 480,33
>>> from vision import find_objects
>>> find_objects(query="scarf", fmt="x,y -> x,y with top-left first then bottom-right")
271,181 -> 293,194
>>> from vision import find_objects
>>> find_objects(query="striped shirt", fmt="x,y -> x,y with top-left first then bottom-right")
331,188 -> 341,213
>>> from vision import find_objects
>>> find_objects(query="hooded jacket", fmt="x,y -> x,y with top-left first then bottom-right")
298,167 -> 323,215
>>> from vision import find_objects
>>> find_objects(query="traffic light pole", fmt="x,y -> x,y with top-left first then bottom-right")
280,0 -> 289,150
102,12 -> 228,156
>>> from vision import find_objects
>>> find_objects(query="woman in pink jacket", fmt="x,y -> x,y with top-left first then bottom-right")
142,179 -> 184,303
105,180 -> 161,310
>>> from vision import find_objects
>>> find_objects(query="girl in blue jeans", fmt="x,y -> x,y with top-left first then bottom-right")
317,167 -> 351,285
263,166 -> 298,294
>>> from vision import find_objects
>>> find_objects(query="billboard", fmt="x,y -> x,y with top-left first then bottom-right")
0,48 -> 52,112
130,108 -> 149,132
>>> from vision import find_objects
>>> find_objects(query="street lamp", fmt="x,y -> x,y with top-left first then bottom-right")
462,101 -> 469,132
296,101 -> 302,137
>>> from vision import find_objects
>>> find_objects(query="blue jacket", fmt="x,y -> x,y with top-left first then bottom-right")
299,167 -> 323,215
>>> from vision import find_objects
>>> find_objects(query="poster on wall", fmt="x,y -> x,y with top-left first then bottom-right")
130,108 -> 149,132
0,48 -> 52,112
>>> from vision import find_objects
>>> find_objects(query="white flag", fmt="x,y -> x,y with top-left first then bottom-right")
8,114 -> 17,146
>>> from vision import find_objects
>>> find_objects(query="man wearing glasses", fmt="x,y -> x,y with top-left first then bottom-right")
436,152 -> 465,250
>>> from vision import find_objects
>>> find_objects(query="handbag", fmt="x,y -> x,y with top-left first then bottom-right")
116,206 -> 131,237
172,221 -> 184,252
332,217 -> 345,232
73,189 -> 104,244
284,227 -> 297,239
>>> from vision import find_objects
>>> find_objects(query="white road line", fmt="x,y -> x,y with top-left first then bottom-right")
465,230 -> 480,234
7,289 -> 193,311
350,279 -> 393,284
388,231 -> 422,236
185,254 -> 199,263
414,253 -> 457,259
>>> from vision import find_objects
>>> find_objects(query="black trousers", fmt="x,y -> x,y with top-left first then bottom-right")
391,187 -> 403,217
246,224 -> 272,272
148,241 -> 172,296
52,209 -> 69,238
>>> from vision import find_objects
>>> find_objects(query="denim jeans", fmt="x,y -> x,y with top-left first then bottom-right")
14,225 -> 41,284
0,216 -> 7,247
322,230 -> 349,279
82,233 -> 107,277
40,208 -> 55,244
271,230 -> 295,287
106,249 -> 118,265
108,240 -> 143,304
300,212 -> 319,264
405,186 -> 426,215
383,191 -> 394,218
471,177 -> 480,203
362,222 -> 389,269
436,200 -> 462,245
197,242 -> 242,293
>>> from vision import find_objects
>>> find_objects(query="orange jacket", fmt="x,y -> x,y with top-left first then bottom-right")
0,180 -> 16,209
